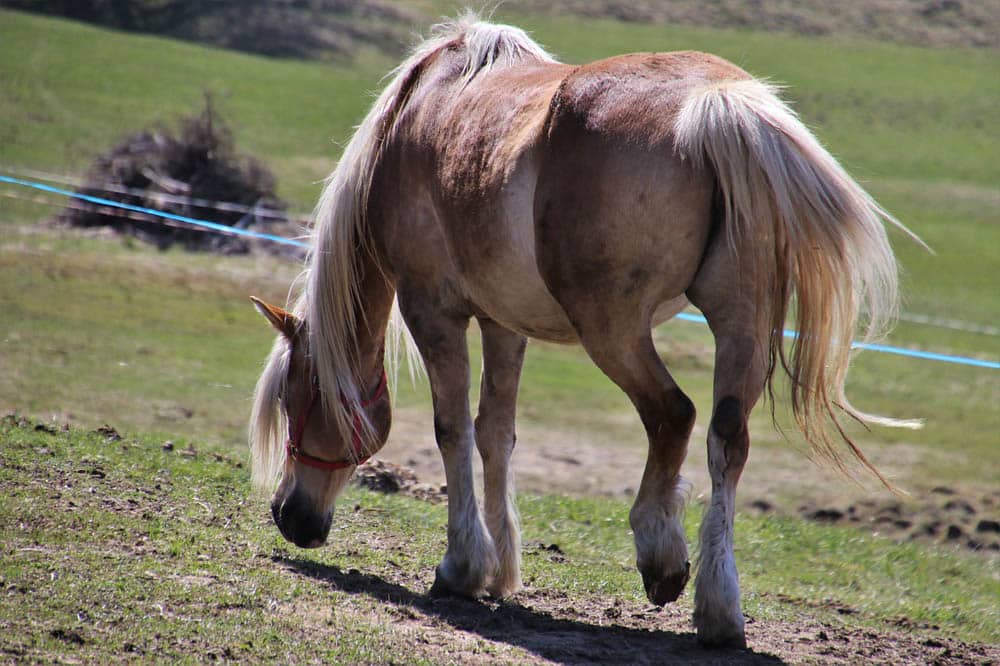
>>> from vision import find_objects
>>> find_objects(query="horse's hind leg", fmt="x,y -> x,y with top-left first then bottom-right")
398,293 -> 497,597
687,256 -> 769,648
474,317 -> 527,597
563,319 -> 696,606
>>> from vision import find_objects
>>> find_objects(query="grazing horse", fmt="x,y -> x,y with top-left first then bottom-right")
249,14 -> 919,648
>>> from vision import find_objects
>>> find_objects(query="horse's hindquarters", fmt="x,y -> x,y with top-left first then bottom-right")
532,119 -> 714,332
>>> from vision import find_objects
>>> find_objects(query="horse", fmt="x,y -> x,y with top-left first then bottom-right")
249,13 -> 920,648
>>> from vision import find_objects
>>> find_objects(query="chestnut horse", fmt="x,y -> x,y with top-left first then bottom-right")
249,14 -> 919,648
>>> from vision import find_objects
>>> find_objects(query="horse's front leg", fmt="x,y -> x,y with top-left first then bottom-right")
400,296 -> 497,597
474,318 -> 527,597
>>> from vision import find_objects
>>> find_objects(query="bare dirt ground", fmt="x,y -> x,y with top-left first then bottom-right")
351,423 -> 1000,663
379,407 -> 1000,557
284,507 -> 1000,665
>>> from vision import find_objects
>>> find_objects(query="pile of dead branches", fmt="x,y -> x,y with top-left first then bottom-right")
62,96 -> 294,254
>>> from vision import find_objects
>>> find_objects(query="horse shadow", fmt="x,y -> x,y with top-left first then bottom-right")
277,555 -> 786,665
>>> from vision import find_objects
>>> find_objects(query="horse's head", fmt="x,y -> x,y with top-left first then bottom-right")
249,297 -> 391,549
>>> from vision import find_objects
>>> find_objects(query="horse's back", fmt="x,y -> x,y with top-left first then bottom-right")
549,51 -> 751,133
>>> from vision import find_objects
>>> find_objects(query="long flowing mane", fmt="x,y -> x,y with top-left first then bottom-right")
249,12 -> 556,487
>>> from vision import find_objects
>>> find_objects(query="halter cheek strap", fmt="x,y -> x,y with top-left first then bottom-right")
286,370 -> 388,471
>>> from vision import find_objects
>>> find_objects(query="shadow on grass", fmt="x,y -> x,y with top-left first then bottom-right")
278,555 -> 785,665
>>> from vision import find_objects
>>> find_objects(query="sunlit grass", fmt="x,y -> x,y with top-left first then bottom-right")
0,10 -> 998,660
2,419 -> 996,664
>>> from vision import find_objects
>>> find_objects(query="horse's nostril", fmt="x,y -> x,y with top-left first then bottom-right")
289,523 -> 330,549
271,499 -> 297,543
270,491 -> 331,548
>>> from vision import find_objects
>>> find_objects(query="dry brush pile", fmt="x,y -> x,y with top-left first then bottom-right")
60,96 -> 297,255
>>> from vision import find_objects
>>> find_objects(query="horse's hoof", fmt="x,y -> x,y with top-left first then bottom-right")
429,571 -> 453,598
429,565 -> 478,599
697,627 -> 747,650
641,560 -> 690,606
485,578 -> 521,600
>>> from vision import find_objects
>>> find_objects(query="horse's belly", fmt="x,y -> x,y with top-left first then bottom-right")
465,265 -> 580,343
452,186 -> 691,344
471,280 -> 690,344
459,230 -> 691,344
446,155 -> 581,342
652,297 -> 690,326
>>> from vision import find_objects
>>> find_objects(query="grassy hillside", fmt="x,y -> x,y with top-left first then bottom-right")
0,0 -> 420,59
1,9 -> 998,660
0,9 -> 395,208
3,8 -> 999,197
2,7 -> 996,484
501,0 -> 1000,49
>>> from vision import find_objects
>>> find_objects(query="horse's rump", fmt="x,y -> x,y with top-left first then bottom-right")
531,54 -> 749,324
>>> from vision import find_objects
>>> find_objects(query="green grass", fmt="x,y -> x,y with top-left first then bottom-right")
0,416 -> 420,663
0,8 -> 396,210
0,231 -> 297,447
2,6 -> 998,494
1,418 -> 996,664
0,10 -> 998,659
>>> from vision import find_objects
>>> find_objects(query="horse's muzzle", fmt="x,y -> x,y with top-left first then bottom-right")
271,491 -> 332,548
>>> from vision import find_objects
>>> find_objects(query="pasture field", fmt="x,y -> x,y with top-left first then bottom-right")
2,5 -> 997,495
2,417 -> 998,663
1,6 -> 999,662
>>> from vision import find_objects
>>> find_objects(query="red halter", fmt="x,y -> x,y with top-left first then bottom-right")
286,370 -> 388,471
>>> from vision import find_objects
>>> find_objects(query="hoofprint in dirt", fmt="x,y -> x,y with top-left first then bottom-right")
383,407 -> 1000,557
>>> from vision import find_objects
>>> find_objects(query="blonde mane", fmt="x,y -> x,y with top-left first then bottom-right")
249,13 -> 555,488
249,335 -> 291,488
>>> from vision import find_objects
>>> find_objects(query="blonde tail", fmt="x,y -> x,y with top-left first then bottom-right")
674,79 -> 922,485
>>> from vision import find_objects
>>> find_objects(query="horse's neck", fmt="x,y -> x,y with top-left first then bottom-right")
352,249 -> 394,377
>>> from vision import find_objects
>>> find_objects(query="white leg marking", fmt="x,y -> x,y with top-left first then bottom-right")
630,477 -> 690,603
436,424 -> 498,596
632,477 -> 689,573
694,430 -> 745,647
482,455 -> 521,597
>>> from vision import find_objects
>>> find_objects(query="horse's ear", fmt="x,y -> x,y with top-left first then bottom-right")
250,296 -> 299,340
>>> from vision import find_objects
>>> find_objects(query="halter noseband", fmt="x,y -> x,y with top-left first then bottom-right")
286,370 -> 388,471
